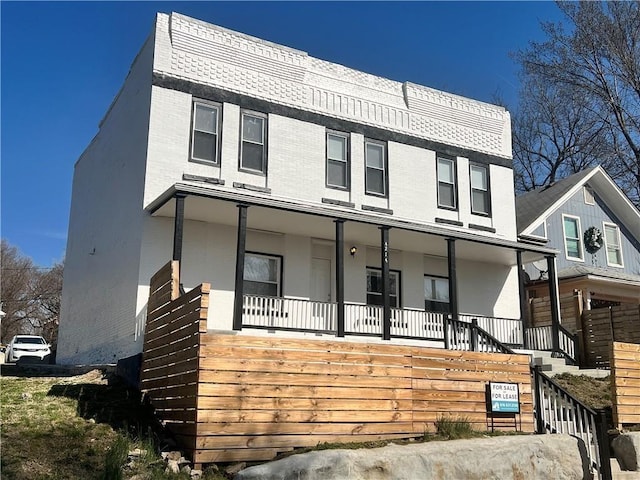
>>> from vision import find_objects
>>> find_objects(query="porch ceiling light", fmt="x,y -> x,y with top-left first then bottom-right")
350,246 -> 357,256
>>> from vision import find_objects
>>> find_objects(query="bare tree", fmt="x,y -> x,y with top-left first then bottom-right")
0,239 -> 63,344
514,1 -> 640,203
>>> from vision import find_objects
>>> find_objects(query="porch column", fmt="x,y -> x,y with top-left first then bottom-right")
172,194 -> 186,264
335,219 -> 345,337
516,250 -> 529,341
546,255 -> 561,354
446,238 -> 459,350
380,226 -> 391,341
233,204 -> 249,331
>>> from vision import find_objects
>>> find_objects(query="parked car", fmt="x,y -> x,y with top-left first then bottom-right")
6,335 -> 51,363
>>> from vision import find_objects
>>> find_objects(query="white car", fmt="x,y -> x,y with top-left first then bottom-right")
6,335 -> 51,363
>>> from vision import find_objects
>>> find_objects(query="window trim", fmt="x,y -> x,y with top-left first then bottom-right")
190,100 -> 222,166
366,267 -> 401,308
424,274 -> 450,313
239,110 -> 268,175
437,155 -> 458,210
364,139 -> 388,197
470,163 -> 491,216
243,251 -> 283,297
562,214 -> 584,262
602,222 -> 624,267
325,130 -> 350,190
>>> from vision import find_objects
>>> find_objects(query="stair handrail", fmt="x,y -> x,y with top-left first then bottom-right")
531,365 -> 611,480
558,324 -> 579,365
446,318 -> 514,355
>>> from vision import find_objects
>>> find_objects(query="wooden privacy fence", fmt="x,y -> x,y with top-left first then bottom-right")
140,261 -> 210,459
583,305 -> 640,368
529,291 -> 581,331
611,342 -> 640,429
140,262 -> 533,465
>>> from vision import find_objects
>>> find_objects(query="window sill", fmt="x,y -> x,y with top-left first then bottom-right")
182,173 -> 225,185
361,204 -> 393,215
233,182 -> 271,194
468,223 -> 496,233
435,217 -> 463,227
322,198 -> 355,208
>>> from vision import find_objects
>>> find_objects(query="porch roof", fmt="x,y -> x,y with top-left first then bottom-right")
147,182 -> 559,266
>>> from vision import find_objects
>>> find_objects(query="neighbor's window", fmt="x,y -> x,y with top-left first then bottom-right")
326,132 -> 349,189
243,253 -> 281,297
437,156 -> 457,209
424,275 -> 450,313
563,215 -> 584,261
603,223 -> 623,267
365,140 -> 387,196
191,102 -> 220,165
470,164 -> 490,215
240,112 -> 267,174
366,268 -> 399,307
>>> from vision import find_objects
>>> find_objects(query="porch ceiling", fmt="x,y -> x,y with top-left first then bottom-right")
152,193 -> 551,266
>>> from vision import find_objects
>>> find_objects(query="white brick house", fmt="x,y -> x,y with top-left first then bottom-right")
57,12 -> 559,364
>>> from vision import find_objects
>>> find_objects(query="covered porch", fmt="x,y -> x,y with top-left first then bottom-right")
146,183 -> 562,350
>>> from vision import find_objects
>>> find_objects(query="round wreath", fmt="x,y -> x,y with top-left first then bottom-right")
584,226 -> 603,254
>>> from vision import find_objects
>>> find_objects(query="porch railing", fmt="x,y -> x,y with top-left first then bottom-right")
242,295 -> 522,347
447,319 -> 514,354
458,313 -> 523,346
532,366 -> 611,480
524,325 -> 578,364
243,295 -> 336,333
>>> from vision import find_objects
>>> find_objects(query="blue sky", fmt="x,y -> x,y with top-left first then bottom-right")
1,1 -> 564,267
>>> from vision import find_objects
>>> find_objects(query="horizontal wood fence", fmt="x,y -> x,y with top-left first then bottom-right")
583,305 -> 640,368
140,261 -> 210,459
611,342 -> 640,429
529,291 -> 580,331
194,335 -> 533,463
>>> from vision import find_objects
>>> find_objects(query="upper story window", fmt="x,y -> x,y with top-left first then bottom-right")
326,132 -> 349,189
437,156 -> 457,209
365,140 -> 387,197
562,214 -> 584,261
584,186 -> 595,205
470,164 -> 490,215
424,275 -> 450,313
603,222 -> 624,267
191,102 -> 220,165
243,253 -> 281,297
240,111 -> 267,174
366,268 -> 400,307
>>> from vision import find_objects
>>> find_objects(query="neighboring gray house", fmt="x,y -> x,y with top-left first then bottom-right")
516,166 -> 640,308
57,12 -> 557,364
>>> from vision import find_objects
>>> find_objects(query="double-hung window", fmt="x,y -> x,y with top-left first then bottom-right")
326,132 -> 349,189
365,140 -> 387,196
366,268 -> 399,307
240,112 -> 267,174
563,215 -> 584,261
470,164 -> 490,215
191,102 -> 220,165
437,156 -> 456,209
424,275 -> 450,313
243,253 -> 281,297
603,223 -> 624,267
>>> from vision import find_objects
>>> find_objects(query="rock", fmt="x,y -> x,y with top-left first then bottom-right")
162,451 -> 182,461
612,432 -> 640,471
226,462 -> 247,476
181,465 -> 191,474
128,448 -> 146,458
234,435 -> 589,480
21,392 -> 32,401
190,469 -> 202,480
88,418 -> 96,424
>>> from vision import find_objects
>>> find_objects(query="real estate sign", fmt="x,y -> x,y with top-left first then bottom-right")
488,382 -> 520,413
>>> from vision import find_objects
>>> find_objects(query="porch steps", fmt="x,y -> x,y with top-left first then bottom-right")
514,349 -> 610,378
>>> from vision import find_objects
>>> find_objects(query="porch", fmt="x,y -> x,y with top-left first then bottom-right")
145,183 -> 566,355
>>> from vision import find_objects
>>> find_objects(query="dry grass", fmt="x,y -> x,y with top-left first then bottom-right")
552,373 -> 612,410
0,369 -> 228,480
